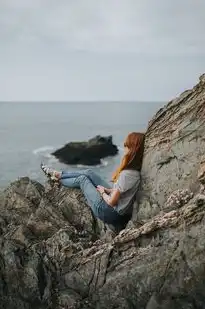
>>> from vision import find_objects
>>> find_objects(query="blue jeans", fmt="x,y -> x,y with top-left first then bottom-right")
60,169 -> 123,226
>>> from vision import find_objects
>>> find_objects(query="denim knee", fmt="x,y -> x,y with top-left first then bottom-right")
84,169 -> 93,176
77,175 -> 88,183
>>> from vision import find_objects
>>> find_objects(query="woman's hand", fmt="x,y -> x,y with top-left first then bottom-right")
98,186 -> 120,207
96,185 -> 105,195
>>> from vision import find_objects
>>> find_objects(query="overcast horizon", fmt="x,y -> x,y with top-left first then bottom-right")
0,0 -> 205,102
0,100 -> 165,103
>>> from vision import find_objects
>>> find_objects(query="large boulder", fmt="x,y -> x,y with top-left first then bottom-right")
1,184 -> 205,309
59,195 -> 205,309
52,135 -> 118,165
0,178 -> 107,309
134,73 -> 205,223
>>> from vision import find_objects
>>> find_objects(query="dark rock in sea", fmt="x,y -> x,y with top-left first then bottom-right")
0,74 -> 205,309
52,135 -> 118,166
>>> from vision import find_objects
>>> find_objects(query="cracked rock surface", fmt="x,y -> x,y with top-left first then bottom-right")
135,73 -> 205,222
0,74 -> 205,309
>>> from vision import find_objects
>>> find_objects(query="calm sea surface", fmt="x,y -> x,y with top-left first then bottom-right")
0,101 -> 164,189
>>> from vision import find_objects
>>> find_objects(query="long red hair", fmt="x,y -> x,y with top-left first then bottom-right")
112,132 -> 145,183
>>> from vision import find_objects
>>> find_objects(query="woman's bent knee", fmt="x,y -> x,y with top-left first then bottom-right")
84,169 -> 94,176
77,175 -> 88,183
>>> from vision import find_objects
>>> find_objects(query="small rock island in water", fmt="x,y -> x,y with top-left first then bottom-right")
52,135 -> 118,165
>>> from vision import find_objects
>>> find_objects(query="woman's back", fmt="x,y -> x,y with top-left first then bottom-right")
113,169 -> 141,215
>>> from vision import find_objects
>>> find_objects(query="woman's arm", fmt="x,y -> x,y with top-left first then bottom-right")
104,188 -> 113,194
102,189 -> 121,207
97,186 -> 120,207
97,186 -> 113,194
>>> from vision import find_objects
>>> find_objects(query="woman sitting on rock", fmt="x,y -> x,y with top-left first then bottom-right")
41,132 -> 145,229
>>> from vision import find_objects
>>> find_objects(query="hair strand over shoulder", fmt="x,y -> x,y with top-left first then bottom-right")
112,132 -> 145,183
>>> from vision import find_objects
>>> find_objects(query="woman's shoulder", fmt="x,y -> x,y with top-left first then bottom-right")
119,169 -> 140,180
121,169 -> 140,176
116,169 -> 140,190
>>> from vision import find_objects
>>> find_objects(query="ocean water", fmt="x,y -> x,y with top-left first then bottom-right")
0,101 -> 164,189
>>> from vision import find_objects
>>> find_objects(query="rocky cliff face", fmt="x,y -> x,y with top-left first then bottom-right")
0,75 -> 205,309
134,73 -> 205,222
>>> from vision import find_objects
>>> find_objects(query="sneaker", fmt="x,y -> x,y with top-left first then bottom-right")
40,163 -> 60,182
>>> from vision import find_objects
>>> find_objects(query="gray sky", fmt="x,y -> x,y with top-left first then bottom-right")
0,0 -> 205,101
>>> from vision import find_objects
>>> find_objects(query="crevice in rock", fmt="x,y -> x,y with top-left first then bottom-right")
93,257 -> 101,291
0,254 -> 8,295
91,213 -> 101,241
107,252 -> 136,273
14,247 -> 28,268
88,257 -> 101,294
180,251 -> 196,278
157,155 -> 177,169
88,257 -> 97,293
159,240 -> 180,294
37,257 -> 47,300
